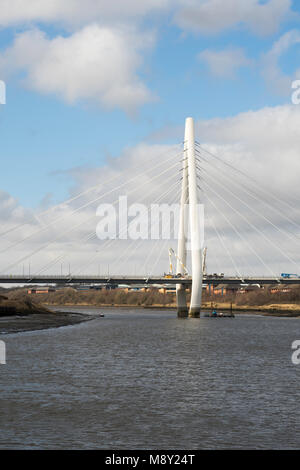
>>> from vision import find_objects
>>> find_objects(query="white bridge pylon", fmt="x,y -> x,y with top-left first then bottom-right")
176,117 -> 203,318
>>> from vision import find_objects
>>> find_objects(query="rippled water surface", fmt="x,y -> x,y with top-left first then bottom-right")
0,308 -> 299,449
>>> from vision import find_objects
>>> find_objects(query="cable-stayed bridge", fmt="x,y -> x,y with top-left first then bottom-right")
2,117 -> 300,317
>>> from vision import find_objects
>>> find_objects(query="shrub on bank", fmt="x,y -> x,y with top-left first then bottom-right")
6,287 -> 176,307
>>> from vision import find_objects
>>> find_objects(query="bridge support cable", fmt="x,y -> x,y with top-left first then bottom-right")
195,142 -> 300,232
68,172 -> 182,278
141,237 -> 169,278
0,144 -> 183,239
139,190 -> 182,278
201,219 -> 223,277
110,183 -> 181,271
196,148 -> 300,243
200,163 -> 300,265
147,237 -> 173,279
201,175 -> 300,274
203,186 -> 255,277
0,181 -> 117,240
28,168 -> 182,279
111,181 -> 182,275
3,158 -> 182,274
205,206 -> 244,280
72,175 -> 182,278
28,232 -> 97,280
0,151 -> 183,256
201,183 -> 279,278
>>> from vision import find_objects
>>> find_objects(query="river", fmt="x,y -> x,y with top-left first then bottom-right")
0,307 -> 299,449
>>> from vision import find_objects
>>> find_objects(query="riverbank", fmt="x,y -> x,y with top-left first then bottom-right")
44,302 -> 300,316
0,299 -> 98,336
0,311 -> 97,334
7,288 -> 300,317
201,301 -> 300,317
0,294 -> 52,317
0,295 -> 97,334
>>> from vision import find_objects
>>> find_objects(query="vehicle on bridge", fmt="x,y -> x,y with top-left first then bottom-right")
280,273 -> 300,279
164,273 -> 183,279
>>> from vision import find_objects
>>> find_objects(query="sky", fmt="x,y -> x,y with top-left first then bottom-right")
1,0 -> 300,277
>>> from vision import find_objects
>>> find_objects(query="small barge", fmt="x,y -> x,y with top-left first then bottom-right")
203,309 -> 235,318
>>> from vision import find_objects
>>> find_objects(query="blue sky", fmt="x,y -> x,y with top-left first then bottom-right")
0,0 -> 299,208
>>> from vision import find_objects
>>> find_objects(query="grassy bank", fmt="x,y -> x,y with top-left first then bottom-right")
6,287 -> 176,309
0,294 -> 51,317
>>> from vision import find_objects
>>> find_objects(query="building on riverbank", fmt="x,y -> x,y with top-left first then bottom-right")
28,287 -> 56,295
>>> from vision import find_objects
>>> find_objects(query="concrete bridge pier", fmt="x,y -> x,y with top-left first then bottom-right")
176,285 -> 188,317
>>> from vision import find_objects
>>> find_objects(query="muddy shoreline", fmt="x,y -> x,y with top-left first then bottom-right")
0,310 -> 97,335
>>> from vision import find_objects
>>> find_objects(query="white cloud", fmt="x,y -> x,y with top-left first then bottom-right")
0,0 -> 294,38
0,0 -> 296,113
0,0 -> 171,28
198,47 -> 252,78
195,104 -> 300,189
174,0 -> 293,36
261,29 -> 300,96
0,190 -> 30,222
0,25 -> 155,113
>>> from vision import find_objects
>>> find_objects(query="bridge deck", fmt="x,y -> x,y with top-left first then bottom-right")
0,275 -> 299,286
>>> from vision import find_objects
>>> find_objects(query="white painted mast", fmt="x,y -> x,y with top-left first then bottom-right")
186,117 -> 203,317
